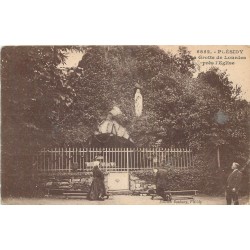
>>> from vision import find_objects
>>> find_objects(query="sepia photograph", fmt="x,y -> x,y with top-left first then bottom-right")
1,45 -> 250,205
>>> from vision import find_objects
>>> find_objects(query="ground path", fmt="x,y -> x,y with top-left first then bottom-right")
2,195 -> 249,205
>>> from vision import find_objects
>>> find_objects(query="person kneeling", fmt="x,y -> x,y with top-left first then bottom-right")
154,164 -> 169,201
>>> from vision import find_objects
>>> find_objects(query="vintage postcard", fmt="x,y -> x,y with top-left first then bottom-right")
1,45 -> 249,205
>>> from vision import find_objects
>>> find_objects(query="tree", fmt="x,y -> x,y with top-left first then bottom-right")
1,46 -> 83,195
54,46 -> 249,168
2,46 -> 249,197
183,68 -> 249,168
54,46 -> 194,147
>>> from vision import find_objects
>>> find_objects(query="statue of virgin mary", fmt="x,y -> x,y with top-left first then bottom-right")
134,84 -> 143,117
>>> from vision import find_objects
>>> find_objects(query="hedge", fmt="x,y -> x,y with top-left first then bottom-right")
131,167 -> 228,195
2,167 -> 248,198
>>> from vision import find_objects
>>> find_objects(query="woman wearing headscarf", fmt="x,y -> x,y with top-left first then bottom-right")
87,165 -> 107,201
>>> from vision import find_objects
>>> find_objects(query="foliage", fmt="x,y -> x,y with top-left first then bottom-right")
1,172 -> 94,198
1,46 -> 249,197
1,46 -> 83,154
186,68 -> 249,166
1,46 -> 85,197
58,46 -> 249,169
131,165 -> 249,195
57,46 -> 198,147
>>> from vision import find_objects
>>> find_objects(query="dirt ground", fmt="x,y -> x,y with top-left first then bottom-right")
1,194 -> 249,205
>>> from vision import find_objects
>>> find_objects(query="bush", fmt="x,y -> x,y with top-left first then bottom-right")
131,166 -> 228,195
1,173 -> 40,198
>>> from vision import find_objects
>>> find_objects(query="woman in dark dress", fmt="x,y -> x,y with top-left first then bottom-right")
87,165 -> 107,201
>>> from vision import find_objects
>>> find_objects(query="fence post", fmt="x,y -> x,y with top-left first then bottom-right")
43,148 -> 45,171
127,148 -> 129,172
69,147 -> 71,172
105,148 -> 107,172
217,146 -> 221,168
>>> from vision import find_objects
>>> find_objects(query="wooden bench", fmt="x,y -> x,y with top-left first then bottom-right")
132,190 -> 151,196
63,192 -> 88,199
151,190 -> 198,201
45,188 -> 66,196
63,191 -> 110,199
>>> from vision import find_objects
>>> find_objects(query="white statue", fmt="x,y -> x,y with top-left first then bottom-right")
135,88 -> 143,117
